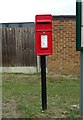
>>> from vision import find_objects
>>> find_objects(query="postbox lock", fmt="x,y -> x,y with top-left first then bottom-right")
43,32 -> 46,34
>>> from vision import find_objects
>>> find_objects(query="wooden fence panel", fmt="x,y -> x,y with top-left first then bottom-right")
2,28 -> 16,67
2,25 -> 36,67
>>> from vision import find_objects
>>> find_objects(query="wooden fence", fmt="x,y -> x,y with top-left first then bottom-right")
1,24 -> 36,67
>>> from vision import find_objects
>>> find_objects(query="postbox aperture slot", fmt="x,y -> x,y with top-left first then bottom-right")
36,19 -> 51,23
37,22 -> 51,24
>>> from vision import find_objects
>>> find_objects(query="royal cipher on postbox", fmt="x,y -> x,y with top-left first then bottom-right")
35,14 -> 52,55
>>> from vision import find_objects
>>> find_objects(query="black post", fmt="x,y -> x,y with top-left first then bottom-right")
40,55 -> 47,111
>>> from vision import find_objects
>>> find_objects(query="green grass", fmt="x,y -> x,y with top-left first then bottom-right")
2,73 -> 80,118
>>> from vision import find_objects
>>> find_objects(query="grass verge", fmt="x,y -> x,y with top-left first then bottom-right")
2,73 -> 80,118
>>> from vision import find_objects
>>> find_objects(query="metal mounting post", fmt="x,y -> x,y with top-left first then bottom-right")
40,55 -> 47,111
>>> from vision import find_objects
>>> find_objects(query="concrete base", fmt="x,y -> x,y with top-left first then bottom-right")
0,67 -> 37,74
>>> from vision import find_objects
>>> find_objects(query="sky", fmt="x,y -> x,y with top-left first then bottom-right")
0,0 -> 76,23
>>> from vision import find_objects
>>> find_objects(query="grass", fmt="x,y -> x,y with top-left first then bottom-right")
2,73 -> 80,118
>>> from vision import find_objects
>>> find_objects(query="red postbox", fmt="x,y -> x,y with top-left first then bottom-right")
35,14 -> 52,55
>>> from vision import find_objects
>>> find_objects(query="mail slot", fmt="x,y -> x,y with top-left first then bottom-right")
35,14 -> 52,55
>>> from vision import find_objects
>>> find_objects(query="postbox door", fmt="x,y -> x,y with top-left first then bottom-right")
36,31 -> 52,55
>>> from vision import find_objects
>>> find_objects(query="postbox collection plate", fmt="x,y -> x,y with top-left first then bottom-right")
41,35 -> 48,48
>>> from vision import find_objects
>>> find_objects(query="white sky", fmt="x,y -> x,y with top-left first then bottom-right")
0,0 -> 76,23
